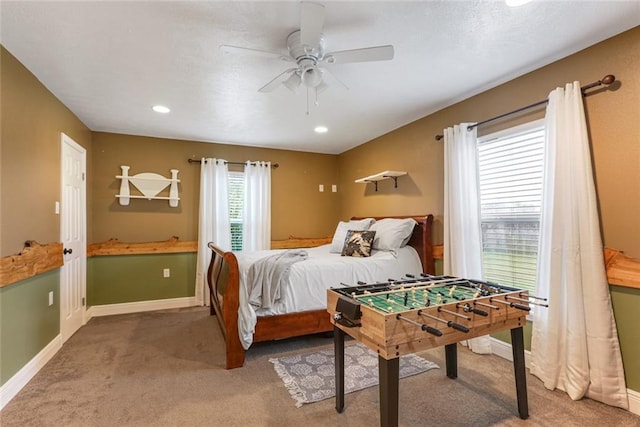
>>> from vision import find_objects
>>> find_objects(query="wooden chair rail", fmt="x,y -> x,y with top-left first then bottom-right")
0,241 -> 63,288
87,236 -> 198,256
604,248 -> 640,289
3,240 -> 638,289
87,235 -> 333,256
270,236 -> 332,249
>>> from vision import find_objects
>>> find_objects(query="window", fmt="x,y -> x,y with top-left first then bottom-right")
477,121 -> 544,292
228,171 -> 244,251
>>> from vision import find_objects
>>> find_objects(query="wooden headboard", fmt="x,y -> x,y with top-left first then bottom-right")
350,214 -> 434,275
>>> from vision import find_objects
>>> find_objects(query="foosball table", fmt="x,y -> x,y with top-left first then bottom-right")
327,274 -> 545,427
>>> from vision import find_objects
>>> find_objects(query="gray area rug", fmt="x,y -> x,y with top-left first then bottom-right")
270,342 -> 439,407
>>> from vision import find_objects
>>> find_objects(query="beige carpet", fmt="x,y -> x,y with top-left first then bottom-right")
1,306 -> 638,427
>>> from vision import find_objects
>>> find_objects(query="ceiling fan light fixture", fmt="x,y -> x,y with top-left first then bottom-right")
302,66 -> 323,88
283,72 -> 302,92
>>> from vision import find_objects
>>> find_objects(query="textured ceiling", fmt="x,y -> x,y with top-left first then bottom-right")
1,1 -> 638,154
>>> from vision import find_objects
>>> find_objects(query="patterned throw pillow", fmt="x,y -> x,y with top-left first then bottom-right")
341,230 -> 376,257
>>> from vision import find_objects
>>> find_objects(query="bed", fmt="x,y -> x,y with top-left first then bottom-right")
206,214 -> 434,369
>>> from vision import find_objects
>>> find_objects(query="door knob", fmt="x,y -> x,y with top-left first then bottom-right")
64,248 -> 73,255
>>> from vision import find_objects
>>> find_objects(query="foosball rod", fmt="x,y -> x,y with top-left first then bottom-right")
506,295 -> 549,307
489,297 -> 531,312
437,307 -> 471,321
525,294 -> 548,301
474,300 -> 500,310
396,314 -> 443,336
418,310 -> 470,333
457,303 -> 489,316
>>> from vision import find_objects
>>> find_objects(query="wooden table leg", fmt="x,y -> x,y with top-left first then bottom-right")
334,325 -> 345,413
445,343 -> 458,379
378,356 -> 399,427
511,326 -> 529,419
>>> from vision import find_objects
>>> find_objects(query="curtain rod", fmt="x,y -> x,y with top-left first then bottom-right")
187,158 -> 279,168
434,74 -> 616,141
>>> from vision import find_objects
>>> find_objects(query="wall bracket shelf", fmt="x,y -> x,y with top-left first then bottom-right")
354,171 -> 407,192
116,165 -> 180,207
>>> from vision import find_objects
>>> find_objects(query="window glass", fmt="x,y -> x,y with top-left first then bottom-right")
478,121 -> 544,292
228,171 -> 244,251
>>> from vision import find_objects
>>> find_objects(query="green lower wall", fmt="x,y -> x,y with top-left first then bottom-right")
87,253 -> 197,306
610,285 -> 640,392
0,270 -> 60,386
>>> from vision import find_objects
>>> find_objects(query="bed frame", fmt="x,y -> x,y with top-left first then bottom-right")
206,214 -> 434,369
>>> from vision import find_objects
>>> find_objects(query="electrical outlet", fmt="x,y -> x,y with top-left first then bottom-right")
319,184 -> 324,192
48,291 -> 54,306
332,184 -> 337,192
163,268 -> 170,278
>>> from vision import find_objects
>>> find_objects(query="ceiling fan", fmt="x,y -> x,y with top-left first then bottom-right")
220,2 -> 394,97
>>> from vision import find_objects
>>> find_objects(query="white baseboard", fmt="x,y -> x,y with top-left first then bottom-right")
628,388 -> 640,416
489,337 -> 640,416
86,296 -> 197,319
0,334 -> 62,410
490,336 -> 531,368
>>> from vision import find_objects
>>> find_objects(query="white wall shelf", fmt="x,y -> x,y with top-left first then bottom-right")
116,165 -> 180,207
354,170 -> 407,192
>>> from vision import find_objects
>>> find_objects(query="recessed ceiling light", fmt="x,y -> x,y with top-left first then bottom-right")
152,105 -> 170,113
314,126 -> 328,134
505,0 -> 532,6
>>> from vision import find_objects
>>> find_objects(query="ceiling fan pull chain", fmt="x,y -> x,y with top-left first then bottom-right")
306,88 -> 310,116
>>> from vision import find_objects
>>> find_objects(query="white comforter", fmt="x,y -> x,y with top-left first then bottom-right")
236,244 -> 423,349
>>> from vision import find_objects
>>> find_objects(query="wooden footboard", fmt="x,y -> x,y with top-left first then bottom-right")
206,243 -> 246,368
206,242 -> 333,369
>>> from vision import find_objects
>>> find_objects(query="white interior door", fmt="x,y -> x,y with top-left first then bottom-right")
60,133 -> 87,342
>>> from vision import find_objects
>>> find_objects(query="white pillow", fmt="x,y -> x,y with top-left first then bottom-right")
369,218 -> 417,251
329,218 -> 375,253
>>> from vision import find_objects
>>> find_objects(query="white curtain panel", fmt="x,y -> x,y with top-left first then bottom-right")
530,82 -> 628,409
443,123 -> 491,354
195,158 -> 231,306
242,161 -> 271,251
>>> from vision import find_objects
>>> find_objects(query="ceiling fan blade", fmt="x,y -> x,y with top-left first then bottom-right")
300,2 -> 325,48
320,67 -> 349,91
258,68 -> 298,93
316,81 -> 329,95
220,45 -> 292,62
324,45 -> 394,64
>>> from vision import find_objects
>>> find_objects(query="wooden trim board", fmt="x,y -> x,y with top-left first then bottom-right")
0,241 -> 63,288
87,236 -> 197,256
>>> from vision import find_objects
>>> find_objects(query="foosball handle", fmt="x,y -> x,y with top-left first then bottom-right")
511,303 -> 531,312
470,307 -> 489,317
421,325 -> 443,336
448,321 -> 470,333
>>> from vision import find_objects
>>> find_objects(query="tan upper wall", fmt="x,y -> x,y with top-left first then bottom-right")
338,26 -> 640,257
91,132 -> 340,243
1,46 -> 93,257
